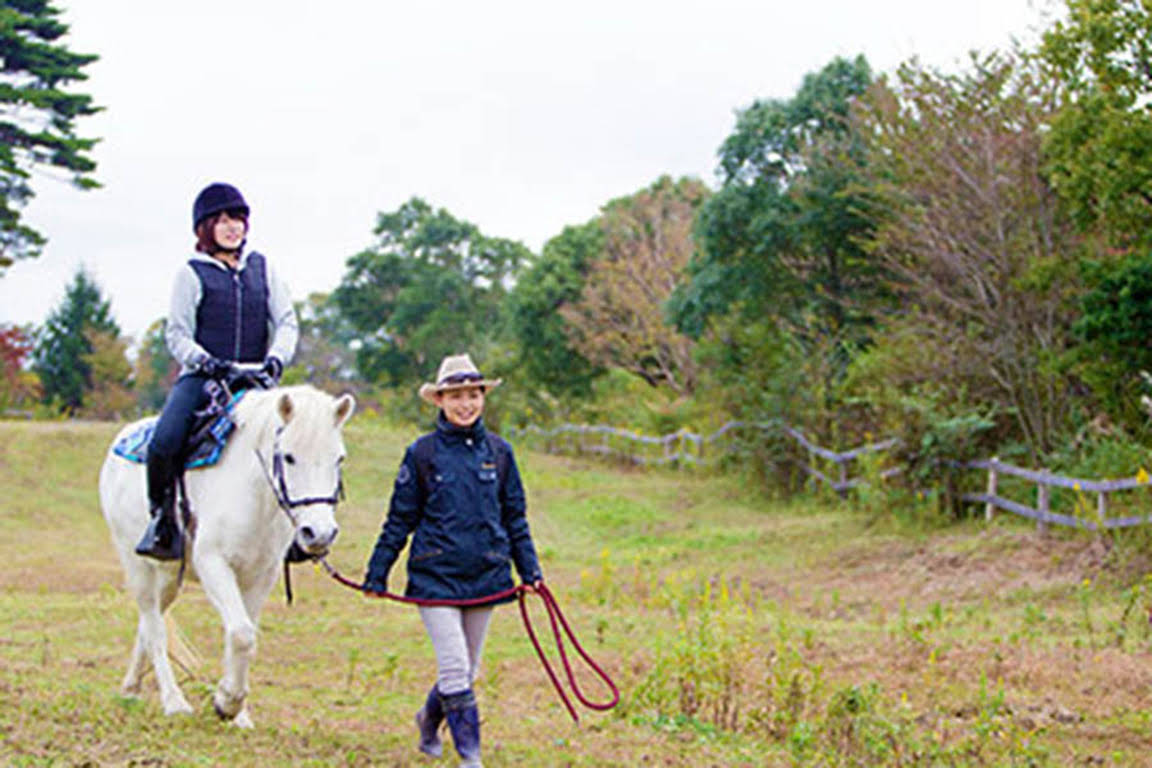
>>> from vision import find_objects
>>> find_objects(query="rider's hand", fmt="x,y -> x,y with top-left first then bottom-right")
198,356 -> 234,380
229,366 -> 275,391
262,356 -> 283,384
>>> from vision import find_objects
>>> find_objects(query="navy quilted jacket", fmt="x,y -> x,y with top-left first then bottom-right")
365,414 -> 542,604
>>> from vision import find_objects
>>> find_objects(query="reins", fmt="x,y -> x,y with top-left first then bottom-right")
320,560 -> 619,723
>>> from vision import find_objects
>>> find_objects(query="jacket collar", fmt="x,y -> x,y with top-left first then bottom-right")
189,250 -> 252,271
436,412 -> 487,443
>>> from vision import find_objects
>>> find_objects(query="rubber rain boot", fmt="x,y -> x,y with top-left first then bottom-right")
416,683 -> 444,757
442,689 -> 482,767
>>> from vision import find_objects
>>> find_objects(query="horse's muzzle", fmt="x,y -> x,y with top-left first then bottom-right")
296,523 -> 339,556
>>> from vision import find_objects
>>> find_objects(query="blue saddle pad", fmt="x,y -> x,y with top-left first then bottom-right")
113,391 -> 246,470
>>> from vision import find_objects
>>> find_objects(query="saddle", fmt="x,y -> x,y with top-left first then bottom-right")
113,379 -> 246,469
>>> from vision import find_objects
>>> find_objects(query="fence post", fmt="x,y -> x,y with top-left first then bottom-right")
1097,491 -> 1107,536
985,456 -> 999,522
1036,470 -> 1049,534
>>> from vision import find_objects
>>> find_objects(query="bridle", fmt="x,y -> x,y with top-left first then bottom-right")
254,424 -> 346,605
256,425 -> 345,524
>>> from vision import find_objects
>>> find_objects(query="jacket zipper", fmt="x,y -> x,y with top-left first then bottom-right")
232,268 -> 243,360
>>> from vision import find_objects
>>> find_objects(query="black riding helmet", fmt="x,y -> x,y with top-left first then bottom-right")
193,182 -> 249,231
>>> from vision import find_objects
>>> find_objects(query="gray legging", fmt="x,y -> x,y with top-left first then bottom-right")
419,605 -> 495,695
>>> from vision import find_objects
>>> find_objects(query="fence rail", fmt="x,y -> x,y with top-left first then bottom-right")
961,457 -> 1152,531
505,420 -> 898,496
508,422 -> 1152,530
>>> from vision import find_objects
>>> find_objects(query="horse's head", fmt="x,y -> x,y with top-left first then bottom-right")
266,387 -> 356,558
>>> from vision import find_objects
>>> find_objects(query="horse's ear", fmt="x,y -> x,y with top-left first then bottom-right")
334,394 -> 356,427
278,392 -> 295,424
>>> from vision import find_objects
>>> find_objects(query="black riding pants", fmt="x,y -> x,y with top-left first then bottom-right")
146,373 -> 211,507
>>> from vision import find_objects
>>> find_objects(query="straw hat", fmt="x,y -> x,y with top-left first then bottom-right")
418,353 -> 503,404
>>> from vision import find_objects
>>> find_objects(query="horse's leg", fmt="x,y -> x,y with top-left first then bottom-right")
195,555 -> 258,725
119,565 -> 150,696
120,616 -> 151,699
125,563 -> 192,714
227,567 -> 280,730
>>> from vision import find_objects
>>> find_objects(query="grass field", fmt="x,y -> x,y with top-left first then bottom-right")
3,416 -> 1152,766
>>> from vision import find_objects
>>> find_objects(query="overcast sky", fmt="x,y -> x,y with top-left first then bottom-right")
0,0 -> 1055,343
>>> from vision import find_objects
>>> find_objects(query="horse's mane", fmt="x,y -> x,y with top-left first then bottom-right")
232,384 -> 337,445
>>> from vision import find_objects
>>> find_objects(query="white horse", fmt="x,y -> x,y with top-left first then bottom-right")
99,384 -> 355,727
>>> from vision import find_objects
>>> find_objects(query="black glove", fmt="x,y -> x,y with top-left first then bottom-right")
362,573 -> 388,595
198,356 -> 234,380
262,356 -> 283,384
364,540 -> 394,594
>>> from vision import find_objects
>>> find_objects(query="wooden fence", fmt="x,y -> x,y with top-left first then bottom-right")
962,457 -> 1152,531
509,422 -> 1152,529
505,420 -> 899,497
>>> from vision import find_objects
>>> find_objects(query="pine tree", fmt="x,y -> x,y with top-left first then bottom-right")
1,0 -> 101,272
32,268 -> 119,412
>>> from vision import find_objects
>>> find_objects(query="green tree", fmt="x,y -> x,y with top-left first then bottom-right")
1,0 -> 100,272
332,197 -> 529,387
672,56 -> 882,339
1070,252 -> 1152,427
31,268 -> 119,412
1039,0 -> 1152,430
508,221 -> 603,400
1041,0 -> 1152,248
668,56 -> 887,432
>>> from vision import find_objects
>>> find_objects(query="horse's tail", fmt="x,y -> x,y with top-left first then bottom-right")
165,613 -> 203,677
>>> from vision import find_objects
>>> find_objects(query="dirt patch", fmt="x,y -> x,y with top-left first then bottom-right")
809,526 -> 1125,612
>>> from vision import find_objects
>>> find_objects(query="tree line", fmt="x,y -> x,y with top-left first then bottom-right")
4,0 -> 1152,509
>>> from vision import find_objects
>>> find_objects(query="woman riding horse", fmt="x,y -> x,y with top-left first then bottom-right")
137,182 -> 298,561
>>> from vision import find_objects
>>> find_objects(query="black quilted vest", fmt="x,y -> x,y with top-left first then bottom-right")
189,252 -> 270,363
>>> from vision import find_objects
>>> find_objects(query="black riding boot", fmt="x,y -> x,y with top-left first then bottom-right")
135,489 -> 183,561
442,689 -> 482,767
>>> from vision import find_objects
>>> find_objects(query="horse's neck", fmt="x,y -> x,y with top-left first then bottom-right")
207,392 -> 283,525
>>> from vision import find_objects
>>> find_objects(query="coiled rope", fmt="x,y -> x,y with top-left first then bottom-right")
319,559 -> 619,723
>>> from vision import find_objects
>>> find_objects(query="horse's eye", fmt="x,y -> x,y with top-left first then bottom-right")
284,454 -> 296,465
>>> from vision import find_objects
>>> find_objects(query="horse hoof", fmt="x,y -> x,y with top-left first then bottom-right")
231,709 -> 254,729
163,696 -> 194,716
213,689 -> 245,721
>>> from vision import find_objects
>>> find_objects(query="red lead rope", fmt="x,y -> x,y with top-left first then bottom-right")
319,559 -> 619,723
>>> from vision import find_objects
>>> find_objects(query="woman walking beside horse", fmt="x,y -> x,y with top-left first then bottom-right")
136,181 -> 298,561
364,353 -> 544,768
